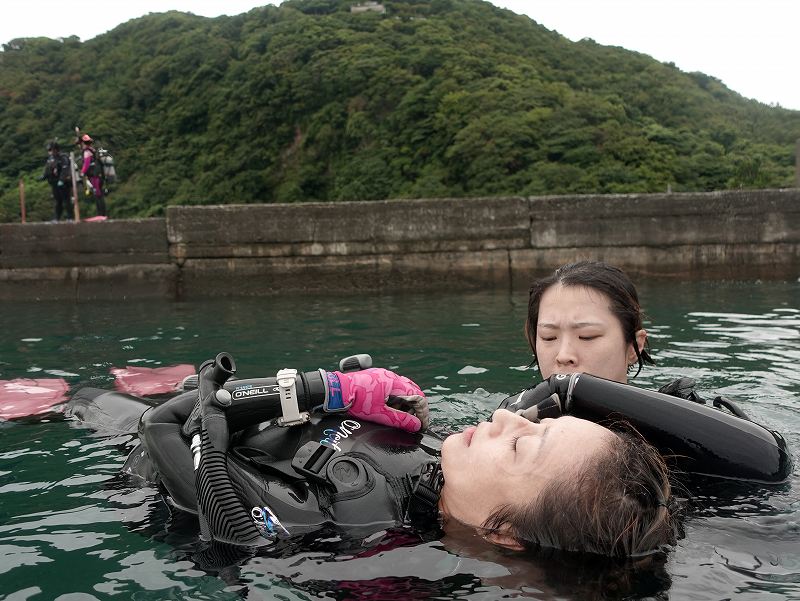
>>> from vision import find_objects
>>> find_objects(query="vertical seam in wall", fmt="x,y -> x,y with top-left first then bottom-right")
175,261 -> 184,301
168,218 -> 183,300
72,266 -> 79,302
511,195 -> 534,294
506,248 -> 513,296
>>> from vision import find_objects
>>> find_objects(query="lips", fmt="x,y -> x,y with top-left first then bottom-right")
462,426 -> 477,446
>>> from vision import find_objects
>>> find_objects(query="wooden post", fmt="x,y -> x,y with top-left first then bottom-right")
70,151 -> 81,222
18,178 -> 26,223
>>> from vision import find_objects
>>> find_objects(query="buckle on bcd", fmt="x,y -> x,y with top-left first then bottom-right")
291,440 -> 368,493
291,441 -> 336,482
276,368 -> 309,426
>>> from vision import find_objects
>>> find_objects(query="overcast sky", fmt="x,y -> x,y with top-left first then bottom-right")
2,0 -> 798,110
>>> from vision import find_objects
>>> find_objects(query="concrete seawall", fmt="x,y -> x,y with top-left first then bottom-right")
1,189 -> 798,300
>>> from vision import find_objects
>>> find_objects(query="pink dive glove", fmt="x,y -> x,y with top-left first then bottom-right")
324,368 -> 429,433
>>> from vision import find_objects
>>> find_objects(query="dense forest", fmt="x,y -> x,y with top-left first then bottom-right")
1,0 -> 799,222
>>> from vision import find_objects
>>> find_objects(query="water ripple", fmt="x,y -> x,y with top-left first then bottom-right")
1,284 -> 799,601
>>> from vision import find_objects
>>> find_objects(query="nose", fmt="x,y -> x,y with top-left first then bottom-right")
555,337 -> 577,368
491,408 -> 531,432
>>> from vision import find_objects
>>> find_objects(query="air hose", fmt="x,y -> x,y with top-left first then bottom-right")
194,353 -> 260,544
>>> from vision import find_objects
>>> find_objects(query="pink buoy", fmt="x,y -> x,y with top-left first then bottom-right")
110,364 -> 195,396
0,378 -> 70,419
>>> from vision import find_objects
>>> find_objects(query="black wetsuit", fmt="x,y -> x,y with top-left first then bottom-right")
70,388 -> 443,545
42,151 -> 73,221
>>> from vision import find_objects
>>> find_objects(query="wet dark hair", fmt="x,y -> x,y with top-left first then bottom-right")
524,261 -> 655,377
483,426 -> 676,557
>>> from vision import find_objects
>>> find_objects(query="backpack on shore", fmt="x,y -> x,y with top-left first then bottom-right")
96,148 -> 117,184
81,144 -> 117,185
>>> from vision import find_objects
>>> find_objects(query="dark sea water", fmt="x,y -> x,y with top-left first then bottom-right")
1,280 -> 799,600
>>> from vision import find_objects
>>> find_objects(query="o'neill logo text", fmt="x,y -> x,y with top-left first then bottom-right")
232,385 -> 279,400
320,419 -> 361,452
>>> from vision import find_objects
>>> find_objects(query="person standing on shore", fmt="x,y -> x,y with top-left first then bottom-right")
79,134 -> 107,218
41,141 -> 73,222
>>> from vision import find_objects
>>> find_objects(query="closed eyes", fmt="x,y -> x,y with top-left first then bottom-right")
540,334 -> 601,341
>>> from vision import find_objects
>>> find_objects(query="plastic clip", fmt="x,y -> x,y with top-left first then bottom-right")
291,441 -> 336,482
276,368 -> 309,426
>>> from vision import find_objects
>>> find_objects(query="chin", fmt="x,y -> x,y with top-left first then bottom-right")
440,433 -> 454,457
440,433 -> 463,467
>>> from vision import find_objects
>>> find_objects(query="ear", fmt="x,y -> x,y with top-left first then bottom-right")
484,530 -> 525,551
628,328 -> 647,364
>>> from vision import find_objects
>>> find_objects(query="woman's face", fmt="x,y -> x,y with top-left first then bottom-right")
535,283 -> 645,383
439,409 -> 614,529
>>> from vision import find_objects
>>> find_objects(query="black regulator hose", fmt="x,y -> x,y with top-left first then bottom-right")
501,373 -> 792,483
195,352 -> 261,545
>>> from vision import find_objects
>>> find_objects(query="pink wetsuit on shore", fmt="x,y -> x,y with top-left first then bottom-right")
81,147 -> 102,197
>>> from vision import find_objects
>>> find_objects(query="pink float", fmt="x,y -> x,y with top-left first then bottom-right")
0,378 -> 70,419
110,364 -> 195,396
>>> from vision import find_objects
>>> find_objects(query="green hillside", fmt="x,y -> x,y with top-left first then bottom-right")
1,0 -> 799,221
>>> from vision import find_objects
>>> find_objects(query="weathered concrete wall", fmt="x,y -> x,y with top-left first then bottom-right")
1,190 -> 798,300
511,189 -> 800,283
0,219 -> 177,300
0,219 -> 168,267
167,197 -> 525,296
167,197 -> 531,259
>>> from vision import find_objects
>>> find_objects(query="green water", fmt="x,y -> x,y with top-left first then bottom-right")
1,281 -> 799,600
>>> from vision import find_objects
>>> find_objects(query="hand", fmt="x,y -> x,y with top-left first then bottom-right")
324,368 -> 428,432
497,375 -> 571,421
498,379 -> 553,411
657,377 -> 705,404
